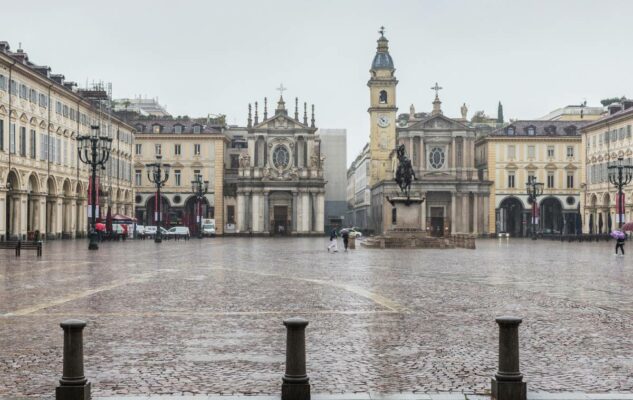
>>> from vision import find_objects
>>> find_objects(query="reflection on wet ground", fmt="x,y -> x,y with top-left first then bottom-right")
0,238 -> 632,397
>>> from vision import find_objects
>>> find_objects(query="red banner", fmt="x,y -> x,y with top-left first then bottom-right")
616,192 -> 626,224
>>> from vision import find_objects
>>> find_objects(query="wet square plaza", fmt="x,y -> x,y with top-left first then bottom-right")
1,238 -> 632,398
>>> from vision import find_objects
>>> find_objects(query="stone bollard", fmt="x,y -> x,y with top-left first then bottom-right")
491,316 -> 526,400
56,319 -> 91,400
282,317 -> 310,400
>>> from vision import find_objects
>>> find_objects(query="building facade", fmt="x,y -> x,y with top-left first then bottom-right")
345,143 -> 371,231
235,96 -> 325,235
318,128 -> 347,232
131,117 -> 227,235
581,101 -> 633,233
477,120 -> 589,236
366,32 -> 490,236
0,42 -> 134,241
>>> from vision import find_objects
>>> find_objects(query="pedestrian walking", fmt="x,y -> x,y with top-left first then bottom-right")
327,228 -> 338,252
341,229 -> 350,251
615,235 -> 625,256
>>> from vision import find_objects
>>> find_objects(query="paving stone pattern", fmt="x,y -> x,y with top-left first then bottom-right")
0,238 -> 632,398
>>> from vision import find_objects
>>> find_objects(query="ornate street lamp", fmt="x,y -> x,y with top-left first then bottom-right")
77,125 -> 112,250
608,156 -> 633,229
146,155 -> 170,243
526,176 -> 544,240
191,176 -> 209,239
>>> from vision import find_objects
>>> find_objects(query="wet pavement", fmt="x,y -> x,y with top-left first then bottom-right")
0,237 -> 632,398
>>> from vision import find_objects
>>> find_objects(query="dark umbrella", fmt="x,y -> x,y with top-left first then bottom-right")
598,213 -> 603,234
589,213 -> 594,234
608,213 -> 612,232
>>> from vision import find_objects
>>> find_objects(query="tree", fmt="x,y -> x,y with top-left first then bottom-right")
497,101 -> 504,123
471,110 -> 489,123
601,97 -> 626,107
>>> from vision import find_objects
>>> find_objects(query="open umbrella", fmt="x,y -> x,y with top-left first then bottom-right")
621,221 -> 633,231
589,213 -> 594,234
611,230 -> 626,239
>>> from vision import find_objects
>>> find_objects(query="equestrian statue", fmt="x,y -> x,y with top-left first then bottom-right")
393,144 -> 416,197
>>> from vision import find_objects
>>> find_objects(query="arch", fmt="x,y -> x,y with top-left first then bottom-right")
602,192 -> 611,208
5,170 -> 21,239
184,195 -> 211,236
144,194 -> 172,227
6,169 -> 20,190
62,179 -> 72,197
27,173 -> 40,194
590,194 -> 598,208
47,176 -> 57,196
540,197 -> 564,234
76,181 -> 86,197
498,196 -> 524,237
379,90 -> 388,104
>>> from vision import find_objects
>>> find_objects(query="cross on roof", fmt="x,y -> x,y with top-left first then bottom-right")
379,26 -> 385,37
276,83 -> 287,98
431,82 -> 443,96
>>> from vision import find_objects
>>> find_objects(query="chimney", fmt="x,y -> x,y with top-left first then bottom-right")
608,103 -> 622,115
622,99 -> 633,110
0,41 -> 10,53
50,74 -> 65,85
12,48 -> 29,64
63,81 -> 77,91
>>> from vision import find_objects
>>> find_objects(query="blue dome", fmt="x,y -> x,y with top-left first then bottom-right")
372,52 -> 394,70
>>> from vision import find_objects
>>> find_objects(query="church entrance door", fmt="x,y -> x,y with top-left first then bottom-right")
273,206 -> 288,236
430,207 -> 444,237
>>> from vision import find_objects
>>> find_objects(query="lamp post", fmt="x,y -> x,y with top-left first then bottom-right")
77,125 -> 112,250
526,176 -> 544,240
146,155 -> 170,243
191,175 -> 209,239
608,156 -> 633,229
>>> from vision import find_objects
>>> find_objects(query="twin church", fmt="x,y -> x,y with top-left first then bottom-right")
366,30 -> 491,236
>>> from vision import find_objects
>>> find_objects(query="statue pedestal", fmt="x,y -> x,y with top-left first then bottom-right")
387,196 -> 425,229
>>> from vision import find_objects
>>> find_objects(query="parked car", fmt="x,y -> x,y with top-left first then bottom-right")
144,226 -> 157,238
348,227 -> 363,238
201,219 -> 216,237
134,225 -> 145,238
165,226 -> 191,240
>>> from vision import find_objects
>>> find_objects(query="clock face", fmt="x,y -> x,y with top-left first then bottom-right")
272,145 -> 290,169
378,115 -> 390,128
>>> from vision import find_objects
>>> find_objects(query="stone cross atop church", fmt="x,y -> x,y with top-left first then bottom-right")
431,82 -> 443,115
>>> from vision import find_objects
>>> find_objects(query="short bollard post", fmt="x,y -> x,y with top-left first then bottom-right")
282,317 -> 310,400
491,316 -> 526,400
56,319 -> 91,400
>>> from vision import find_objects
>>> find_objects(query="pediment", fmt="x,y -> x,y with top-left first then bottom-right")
564,163 -> 577,170
0,105 -> 7,116
544,162 -> 557,170
408,114 -> 469,131
39,120 -> 47,129
525,162 -> 538,171
505,162 -> 519,170
29,117 -> 38,126
19,113 -> 28,123
254,113 -> 307,130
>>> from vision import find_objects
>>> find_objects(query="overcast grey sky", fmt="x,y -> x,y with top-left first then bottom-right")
4,0 -> 632,164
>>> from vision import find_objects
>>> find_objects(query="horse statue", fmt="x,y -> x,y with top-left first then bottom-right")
394,144 -> 416,197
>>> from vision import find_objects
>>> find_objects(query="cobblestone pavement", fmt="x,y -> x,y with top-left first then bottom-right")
0,238 -> 632,398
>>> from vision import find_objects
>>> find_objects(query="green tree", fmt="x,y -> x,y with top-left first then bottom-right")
497,101 -> 504,123
600,97 -> 626,107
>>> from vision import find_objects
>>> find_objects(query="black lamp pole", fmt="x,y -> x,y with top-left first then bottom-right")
77,125 -> 112,250
147,155 -> 170,243
191,175 -> 209,239
608,156 -> 633,229
526,176 -> 544,240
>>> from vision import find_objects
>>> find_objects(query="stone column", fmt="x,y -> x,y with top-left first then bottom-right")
251,192 -> 260,232
19,193 -> 28,240
263,192 -> 270,234
309,192 -> 315,232
461,194 -> 469,234
451,192 -> 457,235
56,319 -> 91,400
316,192 -> 325,233
237,193 -> 245,232
38,196 -> 47,238
56,197 -> 63,239
483,194 -> 490,235
70,198 -> 77,238
420,192 -> 427,232
491,316 -> 526,400
0,190 -> 6,240
292,191 -> 298,233
450,137 -> 456,172
473,194 -> 479,235
281,318 -> 310,400
302,192 -> 310,233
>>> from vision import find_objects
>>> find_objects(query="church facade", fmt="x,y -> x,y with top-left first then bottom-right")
367,31 -> 491,236
235,95 -> 325,235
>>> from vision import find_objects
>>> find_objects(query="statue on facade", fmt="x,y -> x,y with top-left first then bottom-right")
461,103 -> 468,120
394,144 -> 416,197
239,153 -> 251,168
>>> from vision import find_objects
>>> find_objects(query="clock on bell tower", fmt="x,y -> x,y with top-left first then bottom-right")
367,26 -> 398,187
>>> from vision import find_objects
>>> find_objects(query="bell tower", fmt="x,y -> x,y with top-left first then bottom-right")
368,26 -> 398,187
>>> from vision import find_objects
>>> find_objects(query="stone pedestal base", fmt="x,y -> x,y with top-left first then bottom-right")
56,382 -> 91,400
491,378 -> 526,400
282,382 -> 310,400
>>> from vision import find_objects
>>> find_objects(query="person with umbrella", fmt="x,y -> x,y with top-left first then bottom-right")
340,228 -> 350,252
611,229 -> 626,256
327,227 -> 339,253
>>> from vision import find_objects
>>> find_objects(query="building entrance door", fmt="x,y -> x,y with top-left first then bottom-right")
273,206 -> 288,235
430,207 -> 444,237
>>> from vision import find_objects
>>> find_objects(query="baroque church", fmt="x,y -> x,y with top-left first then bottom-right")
235,95 -> 325,235
367,30 -> 491,236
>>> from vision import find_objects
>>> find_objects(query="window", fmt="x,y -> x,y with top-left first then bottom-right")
155,144 -> 161,155
547,172 -> 554,188
547,146 -> 555,158
70,108 -> 76,121
627,125 -> 632,139
194,144 -> 201,155
611,130 -> 617,142
152,125 -> 161,133
29,88 -> 37,103
9,79 -> 17,95
174,125 -> 183,134
230,154 -> 240,169
30,129 -> 36,158
227,205 -> 235,224
135,170 -> 142,186
0,75 -> 6,91
193,125 -> 201,134
56,138 -> 61,164
56,101 -> 62,114
193,169 -> 201,181
174,170 -> 181,186
63,105 -> 69,118
527,145 -> 535,159
507,126 -> 515,135
507,145 -> 515,159
567,173 -> 574,189
619,128 -> 625,140
9,123 -> 16,154
19,83 -> 27,99
527,126 -> 535,135
507,172 -> 515,188
39,93 -> 48,108
527,173 -> 536,185
566,146 -> 574,158
174,144 -> 181,155
135,143 -> 142,155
